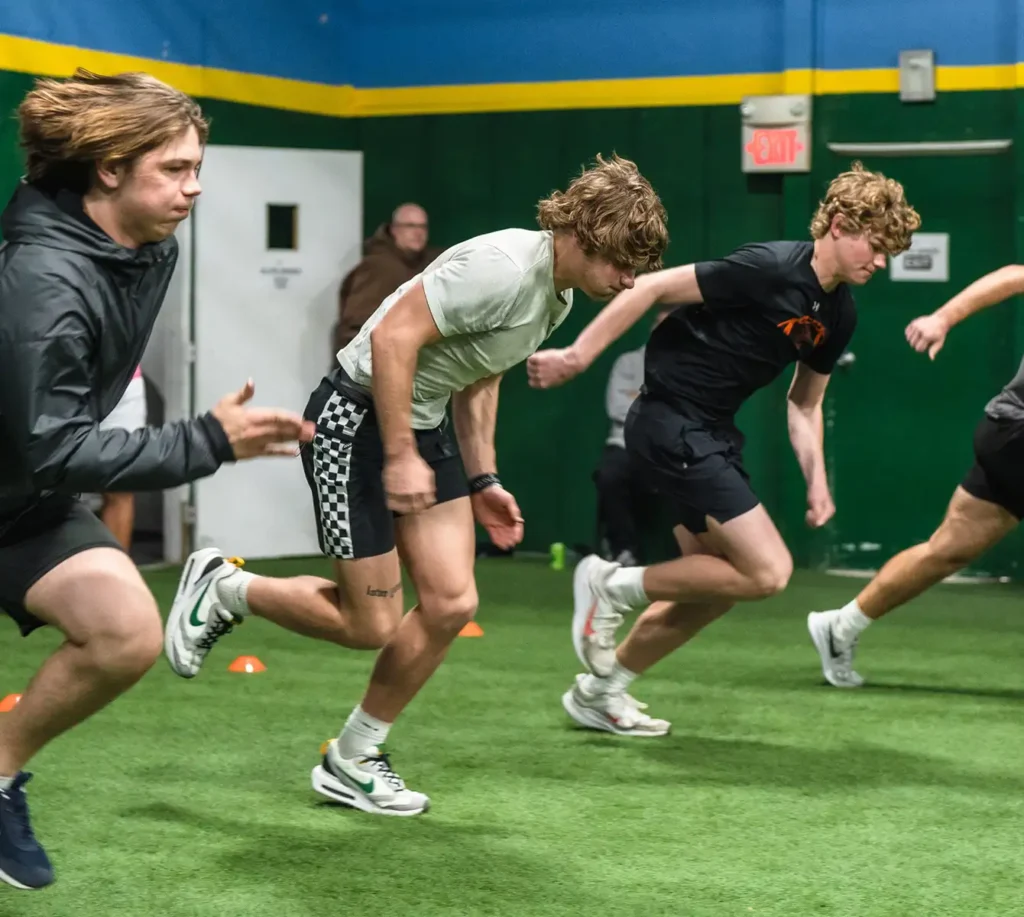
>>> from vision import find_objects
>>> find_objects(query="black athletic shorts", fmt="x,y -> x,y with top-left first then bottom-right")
624,396 -> 760,535
0,497 -> 123,637
301,368 -> 470,560
961,414 -> 1024,519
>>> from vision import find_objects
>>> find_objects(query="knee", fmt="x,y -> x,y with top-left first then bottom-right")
85,594 -> 163,681
748,553 -> 793,598
926,530 -> 979,571
347,611 -> 400,650
420,584 -> 480,636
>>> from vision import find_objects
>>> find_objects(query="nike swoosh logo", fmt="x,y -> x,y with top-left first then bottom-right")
827,625 -> 842,659
345,772 -> 375,794
582,600 -> 597,637
189,583 -> 213,628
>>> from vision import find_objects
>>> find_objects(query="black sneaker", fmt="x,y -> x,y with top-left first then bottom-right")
0,773 -> 54,889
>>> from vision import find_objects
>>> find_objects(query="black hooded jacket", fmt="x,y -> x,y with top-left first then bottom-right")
0,181 -> 233,521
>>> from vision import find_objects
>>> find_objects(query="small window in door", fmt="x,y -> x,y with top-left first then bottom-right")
266,203 -> 298,250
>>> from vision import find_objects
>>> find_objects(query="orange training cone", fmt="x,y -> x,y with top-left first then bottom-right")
0,694 -> 22,712
458,621 -> 484,638
228,655 -> 266,674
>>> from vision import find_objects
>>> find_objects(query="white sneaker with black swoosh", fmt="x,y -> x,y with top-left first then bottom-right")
312,740 -> 430,816
807,610 -> 864,688
164,548 -> 246,678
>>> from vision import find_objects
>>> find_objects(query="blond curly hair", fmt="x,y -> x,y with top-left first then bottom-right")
810,162 -> 920,256
537,154 -> 669,272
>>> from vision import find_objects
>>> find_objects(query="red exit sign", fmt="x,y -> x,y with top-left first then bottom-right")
745,129 -> 803,166
741,122 -> 810,173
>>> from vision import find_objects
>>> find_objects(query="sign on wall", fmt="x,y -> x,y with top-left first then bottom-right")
740,94 -> 812,173
890,232 -> 949,282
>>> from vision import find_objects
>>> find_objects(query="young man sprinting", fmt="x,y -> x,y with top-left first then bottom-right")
526,163 -> 921,736
808,264 -> 1024,687
163,154 -> 670,813
0,69 -> 312,889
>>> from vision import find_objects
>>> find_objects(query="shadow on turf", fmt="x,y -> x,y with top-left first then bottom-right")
121,801 -> 593,912
563,731 -> 1024,795
862,681 -> 1024,702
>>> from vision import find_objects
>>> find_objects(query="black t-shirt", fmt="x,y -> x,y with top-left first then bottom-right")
643,240 -> 857,425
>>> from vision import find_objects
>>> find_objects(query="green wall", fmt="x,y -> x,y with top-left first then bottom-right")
3,69 -> 1023,576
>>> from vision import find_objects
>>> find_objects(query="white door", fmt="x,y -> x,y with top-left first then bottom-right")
190,146 -> 363,559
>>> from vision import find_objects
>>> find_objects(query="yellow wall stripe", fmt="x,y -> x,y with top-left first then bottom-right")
1,33 -> 1022,119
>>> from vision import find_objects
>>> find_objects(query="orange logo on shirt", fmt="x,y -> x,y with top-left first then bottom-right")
777,315 -> 826,348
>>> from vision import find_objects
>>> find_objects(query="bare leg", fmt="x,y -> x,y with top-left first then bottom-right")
99,492 -> 135,551
359,497 -> 477,723
616,524 -> 734,675
855,487 -> 1017,619
639,505 -> 793,603
244,552 -> 404,650
0,549 -> 162,775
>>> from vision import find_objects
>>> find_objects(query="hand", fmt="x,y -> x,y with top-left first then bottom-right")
805,481 -> 835,528
905,313 -> 949,360
383,451 -> 436,514
211,379 -> 315,460
471,486 -> 525,550
527,347 -> 583,389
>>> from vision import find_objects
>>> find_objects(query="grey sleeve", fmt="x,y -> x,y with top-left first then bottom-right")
605,352 -> 642,425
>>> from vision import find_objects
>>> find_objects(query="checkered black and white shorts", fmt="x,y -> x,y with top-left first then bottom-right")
301,370 -> 470,560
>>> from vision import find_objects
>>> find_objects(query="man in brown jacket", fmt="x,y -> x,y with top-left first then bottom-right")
333,203 -> 440,352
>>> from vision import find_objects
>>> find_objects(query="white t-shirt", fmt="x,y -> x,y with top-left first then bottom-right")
337,228 -> 573,429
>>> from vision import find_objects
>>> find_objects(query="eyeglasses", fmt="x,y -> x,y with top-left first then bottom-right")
393,221 -> 428,230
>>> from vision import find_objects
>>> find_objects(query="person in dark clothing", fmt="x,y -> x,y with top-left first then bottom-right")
332,203 -> 442,353
594,306 -> 672,564
809,264 -> 1024,688
527,162 -> 921,736
0,68 -> 313,890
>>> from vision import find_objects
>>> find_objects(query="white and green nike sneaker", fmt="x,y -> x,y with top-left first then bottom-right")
312,740 -> 430,817
164,548 -> 246,678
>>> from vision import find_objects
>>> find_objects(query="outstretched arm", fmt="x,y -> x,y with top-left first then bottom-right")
907,265 -> 1024,359
527,265 -> 702,389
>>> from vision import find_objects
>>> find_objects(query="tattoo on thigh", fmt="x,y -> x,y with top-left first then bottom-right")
365,581 -> 402,599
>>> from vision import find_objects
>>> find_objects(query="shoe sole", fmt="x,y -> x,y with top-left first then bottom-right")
561,689 -> 670,738
571,555 -> 605,675
806,613 -> 862,689
0,864 -> 48,890
164,548 -> 225,679
311,765 -> 430,817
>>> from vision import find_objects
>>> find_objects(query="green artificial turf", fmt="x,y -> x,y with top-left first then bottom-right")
2,557 -> 1023,916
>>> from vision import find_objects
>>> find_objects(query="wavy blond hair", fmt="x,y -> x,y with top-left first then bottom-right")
810,161 -> 920,256
18,68 -> 209,191
537,154 -> 668,272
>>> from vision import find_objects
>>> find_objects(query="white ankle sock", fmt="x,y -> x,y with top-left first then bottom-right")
0,775 -> 13,792
215,568 -> 255,617
338,705 -> 392,759
603,566 -> 648,611
833,599 -> 873,644
582,660 -> 638,696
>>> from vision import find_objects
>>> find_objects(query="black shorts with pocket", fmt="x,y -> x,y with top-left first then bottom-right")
961,414 -> 1024,519
301,368 -> 470,560
0,496 -> 123,636
624,396 -> 760,535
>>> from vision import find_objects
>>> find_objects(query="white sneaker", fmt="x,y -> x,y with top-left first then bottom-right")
571,555 -> 625,677
312,740 -> 430,817
807,611 -> 865,688
561,674 -> 671,737
164,548 -> 246,678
